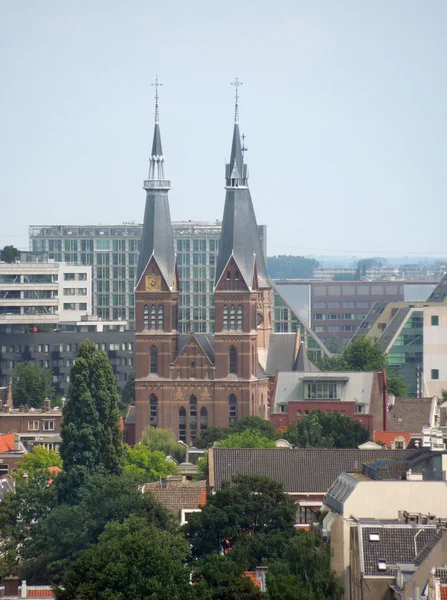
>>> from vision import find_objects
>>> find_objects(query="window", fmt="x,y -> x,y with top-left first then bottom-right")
431,315 -> 439,326
63,303 -> 76,310
230,305 -> 236,330
151,305 -> 156,329
190,395 -> 197,441
43,421 -> 55,431
149,394 -> 158,427
327,301 -> 340,308
79,303 -> 87,311
305,382 -> 340,400
143,304 -> 149,329
28,421 -> 39,431
200,406 -> 208,430
150,346 -> 158,374
395,441 -> 404,449
314,302 -> 326,308
179,407 -> 186,442
229,394 -> 237,424
158,304 -> 163,330
431,369 -> 439,380
78,272 -> 87,281
223,305 -> 229,329
237,305 -> 243,330
64,273 -> 75,281
229,346 -> 237,375
369,533 -> 380,542
377,561 -> 387,571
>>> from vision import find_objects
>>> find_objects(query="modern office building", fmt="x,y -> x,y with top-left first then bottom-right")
29,222 -> 267,333
313,264 -> 445,281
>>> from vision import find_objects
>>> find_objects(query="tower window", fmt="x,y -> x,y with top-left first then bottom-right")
150,305 -> 156,329
229,394 -> 237,425
190,362 -> 196,378
226,271 -> 231,280
229,346 -> 237,375
235,271 -> 239,280
179,406 -> 186,442
143,304 -> 149,329
149,394 -> 158,427
223,305 -> 229,329
200,406 -> 208,431
158,304 -> 164,329
190,395 -> 197,441
230,305 -> 236,330
237,305 -> 243,330
150,345 -> 158,374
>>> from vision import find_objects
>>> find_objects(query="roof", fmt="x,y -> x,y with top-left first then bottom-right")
210,448 -> 412,493
265,334 -> 297,376
125,405 -> 135,425
427,272 -> 447,303
359,522 -> 439,577
0,433 -> 25,453
272,371 -> 375,411
143,480 -> 206,515
388,397 -> 434,432
294,342 -> 320,373
177,334 -> 215,363
373,431 -> 414,448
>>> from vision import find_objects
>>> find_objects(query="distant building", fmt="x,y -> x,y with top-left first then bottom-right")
140,476 -> 206,524
313,264 -> 445,281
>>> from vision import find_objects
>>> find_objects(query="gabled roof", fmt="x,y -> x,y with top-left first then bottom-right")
142,480 -> 206,515
388,397 -> 435,432
265,333 -> 297,376
294,342 -> 320,373
373,431 -> 414,448
0,433 -> 25,453
427,273 -> 447,303
209,448 -> 412,493
177,334 -> 215,363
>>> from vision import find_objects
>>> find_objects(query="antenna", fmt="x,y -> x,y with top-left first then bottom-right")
152,75 -> 162,124
231,77 -> 243,123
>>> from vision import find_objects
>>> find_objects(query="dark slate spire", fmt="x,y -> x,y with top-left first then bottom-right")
136,79 -> 175,290
215,80 -> 269,290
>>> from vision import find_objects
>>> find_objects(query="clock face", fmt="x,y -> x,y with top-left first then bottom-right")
145,275 -> 161,291
256,312 -> 264,326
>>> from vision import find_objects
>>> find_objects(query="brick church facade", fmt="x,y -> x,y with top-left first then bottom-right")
134,90 -> 273,443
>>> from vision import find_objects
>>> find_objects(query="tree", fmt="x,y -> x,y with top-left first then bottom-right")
119,371 -> 135,411
325,336 -> 345,355
55,515 -> 194,600
193,427 -> 230,449
193,554 -> 262,600
342,335 -> 387,371
140,426 -> 186,462
123,444 -> 178,480
267,255 -> 319,279
16,446 -> 62,479
11,362 -> 55,408
267,531 -> 343,600
217,430 -> 276,449
229,416 -> 276,439
386,370 -> 407,397
1,245 -> 21,263
284,411 -> 369,449
185,475 -> 296,565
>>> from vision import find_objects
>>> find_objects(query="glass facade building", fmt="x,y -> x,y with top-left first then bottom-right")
387,310 -> 424,397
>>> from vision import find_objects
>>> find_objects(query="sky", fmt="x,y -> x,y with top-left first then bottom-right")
1,0 -> 446,258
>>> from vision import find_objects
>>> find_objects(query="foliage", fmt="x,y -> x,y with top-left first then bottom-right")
0,245 -> 21,263
386,370 -> 407,397
342,335 -> 387,371
185,475 -> 296,566
229,416 -> 276,439
267,255 -> 319,280
284,410 -> 369,449
441,389 -> 447,402
15,446 -> 62,479
123,444 -> 179,480
193,554 -> 262,600
59,339 -> 123,497
55,515 -> 194,600
140,426 -> 186,462
194,427 -> 230,449
325,336 -> 345,355
195,455 -> 209,481
11,362 -> 55,408
119,371 -> 135,410
20,470 -> 174,584
216,430 -> 276,449
266,531 -> 343,600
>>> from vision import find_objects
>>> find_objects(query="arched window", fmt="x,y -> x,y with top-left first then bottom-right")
235,271 -> 239,280
190,395 -> 197,441
200,406 -> 208,431
190,362 -> 196,378
149,394 -> 158,427
226,271 -> 231,280
237,305 -> 243,330
229,394 -> 237,425
158,304 -> 163,330
143,304 -> 149,329
150,305 -> 156,329
229,346 -> 237,375
150,346 -> 158,374
230,305 -> 236,330
223,305 -> 229,329
179,407 -> 186,442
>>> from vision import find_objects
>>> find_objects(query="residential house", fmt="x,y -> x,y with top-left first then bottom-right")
140,476 -> 206,524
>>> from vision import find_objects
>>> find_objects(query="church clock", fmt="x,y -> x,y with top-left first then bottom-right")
145,275 -> 161,291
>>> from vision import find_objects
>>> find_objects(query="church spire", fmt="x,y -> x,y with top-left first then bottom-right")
136,77 -> 175,290
226,78 -> 248,189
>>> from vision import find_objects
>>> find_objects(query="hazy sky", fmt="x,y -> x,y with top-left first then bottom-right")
1,1 -> 446,257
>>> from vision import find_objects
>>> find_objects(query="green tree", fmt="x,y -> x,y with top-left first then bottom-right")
217,430 -> 276,449
267,255 -> 319,279
123,444 -> 179,480
386,370 -> 407,397
55,515 -> 194,600
267,531 -> 343,600
11,362 -> 55,408
193,427 -> 230,449
140,426 -> 186,462
325,336 -> 345,355
193,554 -> 262,600
284,411 -> 369,449
229,416 -> 276,439
185,475 -> 296,566
119,371 -> 135,410
16,446 -> 62,479
342,335 -> 387,371
0,245 -> 21,263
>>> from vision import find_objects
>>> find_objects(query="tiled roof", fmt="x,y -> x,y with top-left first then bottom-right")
146,481 -> 206,514
360,523 -> 438,577
0,433 -> 22,453
243,572 -> 261,589
373,431 -> 415,448
22,587 -> 54,598
210,448 -> 412,493
388,397 -> 434,432
441,587 -> 447,600
435,568 -> 447,584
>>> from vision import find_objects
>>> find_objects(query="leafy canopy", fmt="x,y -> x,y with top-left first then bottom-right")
123,444 -> 179,480
140,426 -> 186,463
284,410 -> 369,449
11,362 -> 55,408
16,446 -> 62,479
193,554 -> 262,600
0,245 -> 21,263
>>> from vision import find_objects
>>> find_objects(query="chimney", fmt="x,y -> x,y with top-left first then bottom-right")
20,580 -> 27,599
44,398 -> 51,411
6,383 -> 13,409
381,369 -> 388,431
14,433 -> 21,452
4,575 -> 19,596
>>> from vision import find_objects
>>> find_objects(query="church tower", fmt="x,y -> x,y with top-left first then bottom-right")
134,78 -> 179,442
214,78 -> 272,419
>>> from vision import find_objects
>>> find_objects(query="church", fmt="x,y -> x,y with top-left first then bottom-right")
134,81 -> 294,443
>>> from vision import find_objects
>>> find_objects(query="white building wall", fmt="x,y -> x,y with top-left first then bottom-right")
423,306 -> 447,397
58,265 -> 92,322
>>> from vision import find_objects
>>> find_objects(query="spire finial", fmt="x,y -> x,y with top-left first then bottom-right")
231,77 -> 242,123
152,75 -> 162,124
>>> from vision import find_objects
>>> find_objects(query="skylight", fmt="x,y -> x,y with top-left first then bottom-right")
369,533 -> 380,541
378,561 -> 387,571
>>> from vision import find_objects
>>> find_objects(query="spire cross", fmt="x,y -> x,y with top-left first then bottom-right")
231,77 -> 243,123
241,133 -> 248,157
152,75 -> 162,123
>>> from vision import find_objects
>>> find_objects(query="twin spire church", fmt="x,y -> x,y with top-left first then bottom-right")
134,80 -> 274,442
